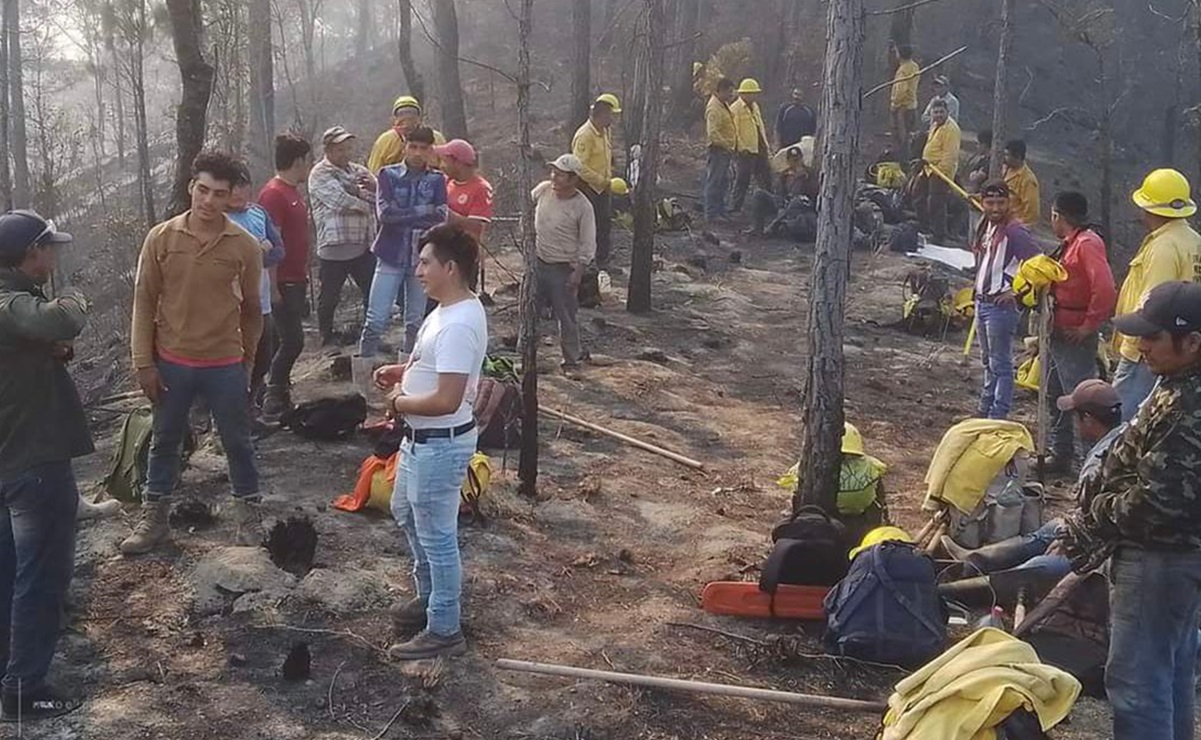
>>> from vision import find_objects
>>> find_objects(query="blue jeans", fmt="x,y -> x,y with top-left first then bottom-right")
360,259 -> 425,358
390,430 -> 477,636
703,147 -> 733,220
1047,333 -> 1099,458
1114,357 -> 1158,422
975,301 -> 1020,419
1107,547 -> 1201,740
0,461 -> 79,694
145,360 -> 259,501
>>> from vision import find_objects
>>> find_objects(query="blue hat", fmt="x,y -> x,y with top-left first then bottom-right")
0,210 -> 72,259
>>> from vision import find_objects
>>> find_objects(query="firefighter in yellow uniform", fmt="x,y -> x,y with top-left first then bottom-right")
730,78 -> 771,213
367,96 -> 447,174
1112,168 -> 1201,420
890,44 -> 921,158
571,93 -> 620,268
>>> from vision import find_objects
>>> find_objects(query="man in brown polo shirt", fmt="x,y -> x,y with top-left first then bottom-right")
121,151 -> 264,555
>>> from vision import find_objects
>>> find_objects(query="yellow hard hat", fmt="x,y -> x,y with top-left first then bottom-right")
392,95 -> 422,114
595,93 -> 622,114
1132,168 -> 1197,218
841,422 -> 865,456
1012,254 -> 1068,308
737,78 -> 763,94
610,177 -> 629,196
849,526 -> 913,559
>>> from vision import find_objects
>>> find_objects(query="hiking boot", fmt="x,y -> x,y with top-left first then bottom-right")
1,685 -> 83,723
940,534 -> 1046,574
226,497 -> 264,547
261,385 -> 291,424
389,596 -> 429,634
386,629 -> 467,661
119,500 -> 171,555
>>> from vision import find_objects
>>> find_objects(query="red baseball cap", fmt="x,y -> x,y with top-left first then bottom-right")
434,139 -> 477,166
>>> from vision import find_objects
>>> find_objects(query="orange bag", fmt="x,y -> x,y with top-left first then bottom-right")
331,454 -> 397,513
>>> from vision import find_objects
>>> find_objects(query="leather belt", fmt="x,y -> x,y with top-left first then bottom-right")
404,420 -> 476,444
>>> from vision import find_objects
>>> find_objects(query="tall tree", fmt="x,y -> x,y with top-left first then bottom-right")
396,0 -> 425,102
569,0 -> 591,132
627,0 -> 665,314
165,0 -> 215,217
794,0 -> 864,513
0,3 -> 11,212
431,0 -> 468,138
668,0 -> 698,122
989,0 -> 1015,178
6,0 -> 31,209
356,0 -> 373,56
516,0 -> 539,496
247,0 -> 274,181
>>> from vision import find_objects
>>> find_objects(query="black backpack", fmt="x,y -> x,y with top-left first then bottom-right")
281,394 -> 367,440
761,506 -> 850,590
823,540 -> 948,666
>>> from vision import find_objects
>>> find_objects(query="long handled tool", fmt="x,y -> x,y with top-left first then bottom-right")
538,405 -> 705,471
923,162 -> 983,213
496,659 -> 887,713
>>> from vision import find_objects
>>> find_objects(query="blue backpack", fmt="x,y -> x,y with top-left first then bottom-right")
823,541 -> 948,667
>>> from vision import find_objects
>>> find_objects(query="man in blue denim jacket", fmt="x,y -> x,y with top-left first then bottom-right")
359,126 -> 448,358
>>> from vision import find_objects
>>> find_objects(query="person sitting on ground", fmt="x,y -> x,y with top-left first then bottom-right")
942,379 -> 1123,572
1111,168 -> 1201,420
1059,282 -> 1201,738
0,210 -> 89,721
921,75 -> 961,125
122,151 -> 264,556
532,154 -> 596,370
916,98 -> 961,243
572,94 -> 620,269
1044,192 -> 1116,475
776,87 -> 817,149
1002,139 -> 1041,226
748,143 -> 817,238
309,126 -> 376,350
373,223 -> 488,661
359,126 -> 448,359
226,163 -> 285,420
367,96 -> 446,174
973,179 -> 1038,420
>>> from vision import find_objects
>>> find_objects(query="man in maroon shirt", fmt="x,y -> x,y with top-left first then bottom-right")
258,133 -> 313,421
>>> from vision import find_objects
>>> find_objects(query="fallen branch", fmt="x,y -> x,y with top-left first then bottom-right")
538,406 -> 705,471
867,0 -> 953,15
666,621 -> 769,646
863,46 -> 968,99
368,700 -> 411,740
496,658 -> 887,713
328,660 -> 346,721
252,624 -> 386,657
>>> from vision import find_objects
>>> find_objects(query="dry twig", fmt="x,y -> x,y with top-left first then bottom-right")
369,700 -> 411,740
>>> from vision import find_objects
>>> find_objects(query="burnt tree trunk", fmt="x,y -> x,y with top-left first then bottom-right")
888,0 -> 913,47
396,0 -> 426,102
0,8 -> 11,212
166,0 -> 216,218
132,1 -> 156,226
569,0 -> 591,134
516,0 -> 539,497
356,0 -> 373,57
989,0 -> 1014,178
431,0 -> 468,138
627,0 -> 666,314
5,0 -> 29,209
248,0 -> 274,181
794,0 -> 864,514
669,0 -> 699,123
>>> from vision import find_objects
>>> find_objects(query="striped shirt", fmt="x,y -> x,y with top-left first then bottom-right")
974,219 -> 1038,297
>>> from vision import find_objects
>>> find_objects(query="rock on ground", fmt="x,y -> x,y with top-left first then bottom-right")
188,546 -> 297,616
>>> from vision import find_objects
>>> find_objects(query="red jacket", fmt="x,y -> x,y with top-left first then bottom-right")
1051,228 -> 1116,333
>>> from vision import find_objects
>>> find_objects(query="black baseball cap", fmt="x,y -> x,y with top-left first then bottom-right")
1113,281 -> 1201,337
0,210 -> 72,259
980,179 -> 1011,198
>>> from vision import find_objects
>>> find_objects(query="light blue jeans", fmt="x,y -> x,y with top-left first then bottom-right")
390,429 -> 477,636
359,259 -> 425,358
975,300 -> 1020,419
1107,547 -> 1201,740
1114,357 -> 1158,422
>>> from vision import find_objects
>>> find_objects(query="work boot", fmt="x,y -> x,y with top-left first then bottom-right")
119,500 -> 172,555
77,495 -> 121,521
940,534 -> 1047,574
226,497 -> 264,547
1,685 -> 84,723
387,629 -> 467,661
261,385 -> 291,424
389,596 -> 429,635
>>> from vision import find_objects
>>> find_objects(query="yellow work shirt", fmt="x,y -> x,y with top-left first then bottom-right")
731,98 -> 767,155
570,119 -> 612,194
367,126 -> 447,174
1004,163 -> 1041,226
891,59 -> 920,111
705,95 -> 737,151
1114,218 -> 1201,361
922,118 -> 961,179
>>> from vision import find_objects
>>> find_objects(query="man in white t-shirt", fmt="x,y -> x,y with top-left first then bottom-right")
371,223 -> 487,660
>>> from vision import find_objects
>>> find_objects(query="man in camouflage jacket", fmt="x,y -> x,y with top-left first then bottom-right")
1060,280 -> 1201,740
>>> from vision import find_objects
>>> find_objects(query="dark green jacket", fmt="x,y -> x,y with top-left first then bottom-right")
0,268 -> 94,478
